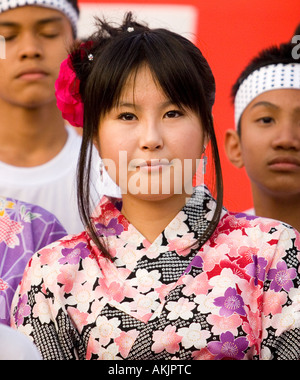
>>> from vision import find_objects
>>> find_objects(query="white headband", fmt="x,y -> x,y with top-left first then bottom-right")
0,0 -> 79,35
234,63 -> 300,128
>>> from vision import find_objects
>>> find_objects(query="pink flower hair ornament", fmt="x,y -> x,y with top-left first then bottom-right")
55,55 -> 84,128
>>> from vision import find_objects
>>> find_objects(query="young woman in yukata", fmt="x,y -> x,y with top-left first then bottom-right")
11,13 -> 300,360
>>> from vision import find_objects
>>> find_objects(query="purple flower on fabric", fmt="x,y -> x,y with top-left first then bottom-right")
235,212 -> 257,221
95,218 -> 124,237
207,331 -> 248,360
59,242 -> 90,265
246,256 -> 267,285
267,261 -> 297,292
15,294 -> 31,327
214,287 -> 246,317
184,256 -> 203,274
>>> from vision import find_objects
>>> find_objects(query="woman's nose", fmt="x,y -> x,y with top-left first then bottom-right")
139,121 -> 164,151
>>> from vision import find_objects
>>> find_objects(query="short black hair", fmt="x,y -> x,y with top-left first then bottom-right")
293,23 -> 300,37
68,0 -> 80,15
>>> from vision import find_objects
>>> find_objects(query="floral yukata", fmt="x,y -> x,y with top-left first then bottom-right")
0,197 -> 67,326
12,186 -> 300,360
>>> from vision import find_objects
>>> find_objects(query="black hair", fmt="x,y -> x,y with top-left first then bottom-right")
232,41 -> 300,133
66,0 -> 80,38
71,13 -> 223,260
293,23 -> 300,37
68,0 -> 80,15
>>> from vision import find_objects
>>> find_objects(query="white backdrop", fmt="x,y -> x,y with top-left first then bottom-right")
77,3 -> 197,42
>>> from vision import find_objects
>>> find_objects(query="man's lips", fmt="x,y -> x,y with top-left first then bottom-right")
16,69 -> 48,80
268,156 -> 300,171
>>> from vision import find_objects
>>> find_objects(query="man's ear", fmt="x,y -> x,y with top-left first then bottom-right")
224,129 -> 244,168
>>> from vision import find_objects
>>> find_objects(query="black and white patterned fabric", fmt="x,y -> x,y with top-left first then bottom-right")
234,63 -> 300,127
11,185 -> 300,360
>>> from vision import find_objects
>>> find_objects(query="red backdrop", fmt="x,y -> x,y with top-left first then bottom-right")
78,0 -> 300,212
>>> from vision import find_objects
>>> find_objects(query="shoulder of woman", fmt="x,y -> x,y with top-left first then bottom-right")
34,231 -> 92,267
216,211 -> 299,244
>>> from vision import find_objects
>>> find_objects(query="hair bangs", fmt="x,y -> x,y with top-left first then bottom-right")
141,30 -> 215,119
85,29 -> 215,133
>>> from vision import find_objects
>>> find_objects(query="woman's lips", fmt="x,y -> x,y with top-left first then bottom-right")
135,159 -> 171,172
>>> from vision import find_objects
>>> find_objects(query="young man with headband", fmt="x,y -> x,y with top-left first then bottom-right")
225,41 -> 300,231
0,0 -> 120,234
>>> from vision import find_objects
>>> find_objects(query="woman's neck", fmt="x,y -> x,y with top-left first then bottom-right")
121,193 -> 190,243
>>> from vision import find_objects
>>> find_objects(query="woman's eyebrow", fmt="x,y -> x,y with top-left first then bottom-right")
117,100 -> 175,109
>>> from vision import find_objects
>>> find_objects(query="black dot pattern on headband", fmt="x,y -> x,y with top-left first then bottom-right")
0,0 -> 79,34
234,63 -> 300,128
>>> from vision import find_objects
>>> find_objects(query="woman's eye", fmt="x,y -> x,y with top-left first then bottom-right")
164,110 -> 182,118
119,113 -> 137,121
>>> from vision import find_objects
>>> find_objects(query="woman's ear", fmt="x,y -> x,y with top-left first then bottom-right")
203,133 -> 210,152
224,129 -> 245,168
93,136 -> 101,155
